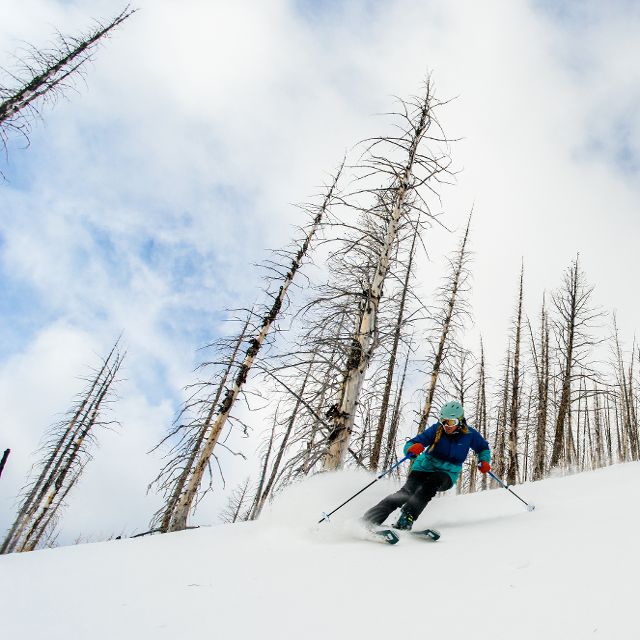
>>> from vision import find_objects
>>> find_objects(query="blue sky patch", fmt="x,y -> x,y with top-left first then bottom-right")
0,267 -> 55,360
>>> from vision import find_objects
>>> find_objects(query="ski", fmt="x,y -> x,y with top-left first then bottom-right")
370,528 -> 400,545
411,528 -> 440,541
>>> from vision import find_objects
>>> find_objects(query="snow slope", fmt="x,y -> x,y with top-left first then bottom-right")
2,462 -> 638,640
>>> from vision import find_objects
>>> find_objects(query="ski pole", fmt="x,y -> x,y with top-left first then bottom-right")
488,470 -> 535,512
318,455 -> 411,524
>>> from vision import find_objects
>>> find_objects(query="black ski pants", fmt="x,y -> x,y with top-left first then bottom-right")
362,470 -> 453,526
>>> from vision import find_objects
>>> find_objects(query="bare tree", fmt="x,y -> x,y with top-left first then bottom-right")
369,220 -> 420,470
417,213 -> 473,432
250,358 -> 315,519
1,342 -> 124,554
164,170 -> 342,532
592,385 -> 605,469
219,477 -> 254,524
612,318 -> 639,462
549,256 -> 603,470
149,310 -> 254,533
506,263 -> 525,485
530,295 -> 551,481
0,6 -> 135,154
323,81 -> 453,469
492,348 -> 511,480
470,338 -> 489,492
383,345 -> 413,471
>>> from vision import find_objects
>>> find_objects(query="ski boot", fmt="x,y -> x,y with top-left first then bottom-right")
393,510 -> 414,531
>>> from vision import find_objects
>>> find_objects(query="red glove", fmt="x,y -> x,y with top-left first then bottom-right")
407,443 -> 425,458
478,461 -> 491,474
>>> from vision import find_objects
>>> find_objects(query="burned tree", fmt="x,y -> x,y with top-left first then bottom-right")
471,339 -> 489,492
492,347 -> 511,480
0,6 -> 135,154
1,342 -> 124,554
250,358 -> 316,519
549,256 -> 603,470
322,80 -> 453,470
219,477 -> 254,524
506,263 -> 525,485
612,318 -> 640,462
368,221 -> 421,471
382,345 -> 414,471
417,213 -> 473,432
530,295 -> 551,481
157,169 -> 342,532
149,310 -> 254,533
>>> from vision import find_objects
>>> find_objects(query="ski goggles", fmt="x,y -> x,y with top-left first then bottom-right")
441,418 -> 460,427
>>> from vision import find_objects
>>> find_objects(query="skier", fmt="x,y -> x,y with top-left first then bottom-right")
363,400 -> 491,531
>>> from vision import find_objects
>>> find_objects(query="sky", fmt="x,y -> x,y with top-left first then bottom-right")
2,461 -> 640,639
1,0 -> 640,544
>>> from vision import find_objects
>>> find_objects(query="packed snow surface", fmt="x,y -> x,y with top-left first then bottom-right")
2,462 -> 638,639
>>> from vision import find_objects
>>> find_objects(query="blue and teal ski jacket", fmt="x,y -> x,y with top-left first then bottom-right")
403,423 -> 491,485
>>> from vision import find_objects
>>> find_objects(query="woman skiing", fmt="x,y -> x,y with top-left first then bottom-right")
363,400 -> 491,530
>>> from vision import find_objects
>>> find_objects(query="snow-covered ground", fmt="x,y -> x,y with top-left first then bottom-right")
2,462 -> 638,639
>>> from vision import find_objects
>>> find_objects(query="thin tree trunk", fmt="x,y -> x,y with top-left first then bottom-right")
252,362 -> 313,519
550,259 -> 581,469
494,352 -> 511,480
531,299 -> 549,481
155,311 -> 252,532
0,7 -> 135,135
369,222 -> 419,470
593,387 -> 603,469
248,412 -> 278,521
417,215 -> 472,433
383,347 -> 411,470
18,359 -> 120,551
169,173 -> 340,531
507,264 -> 524,485
475,339 -> 489,492
324,94 -> 435,471
2,344 -> 122,554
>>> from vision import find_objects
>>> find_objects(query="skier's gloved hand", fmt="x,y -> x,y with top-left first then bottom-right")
478,461 -> 491,474
407,443 -> 425,458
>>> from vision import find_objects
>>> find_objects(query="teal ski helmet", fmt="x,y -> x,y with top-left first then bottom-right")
440,400 -> 464,422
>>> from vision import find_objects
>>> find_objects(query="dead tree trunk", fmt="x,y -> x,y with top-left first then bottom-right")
418,214 -> 472,432
219,478 -> 254,524
249,412 -> 278,520
531,296 -> 550,481
493,350 -> 511,480
150,310 -> 253,533
479,340 -> 489,491
0,6 -> 135,151
251,360 -> 314,519
167,171 -> 341,532
1,343 -> 124,554
593,387 -> 603,468
324,82 -> 452,470
383,346 -> 412,471
369,221 -> 419,470
550,256 -> 601,470
1,343 -> 118,553
506,264 -> 524,485
470,338 -> 488,493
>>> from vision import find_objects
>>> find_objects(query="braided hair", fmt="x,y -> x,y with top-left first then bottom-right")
428,417 -> 469,452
